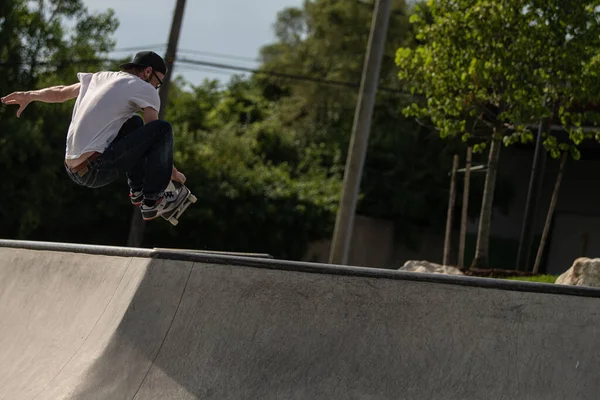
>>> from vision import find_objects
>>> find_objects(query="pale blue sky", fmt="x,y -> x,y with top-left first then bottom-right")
83,0 -> 304,86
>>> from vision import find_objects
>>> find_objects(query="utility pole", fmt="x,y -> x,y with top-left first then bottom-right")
127,0 -> 188,247
328,0 -> 391,265
158,0 -> 187,118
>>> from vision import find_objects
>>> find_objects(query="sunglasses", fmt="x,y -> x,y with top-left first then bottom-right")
152,70 -> 163,89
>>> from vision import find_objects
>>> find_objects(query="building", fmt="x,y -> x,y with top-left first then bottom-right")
304,134 -> 600,276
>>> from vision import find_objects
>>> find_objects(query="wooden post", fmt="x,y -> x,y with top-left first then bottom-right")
458,147 -> 472,269
533,152 -> 567,274
516,118 -> 549,270
443,155 -> 459,266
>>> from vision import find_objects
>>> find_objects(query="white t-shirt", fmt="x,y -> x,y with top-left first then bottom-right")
65,71 -> 161,159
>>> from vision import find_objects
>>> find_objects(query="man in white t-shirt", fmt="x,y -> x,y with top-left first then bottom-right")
1,51 -> 186,221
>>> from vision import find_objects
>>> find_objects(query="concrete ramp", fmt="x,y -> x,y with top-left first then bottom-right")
1,240 -> 600,399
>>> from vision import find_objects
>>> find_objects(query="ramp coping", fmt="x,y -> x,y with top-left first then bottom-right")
1,239 -> 599,299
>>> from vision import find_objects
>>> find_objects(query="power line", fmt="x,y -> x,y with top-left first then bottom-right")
0,56 -> 410,96
6,41 -> 405,94
178,49 -> 260,63
110,44 -> 261,64
176,64 -> 240,76
42,41 -> 403,93
176,57 -> 406,94
109,44 -> 166,52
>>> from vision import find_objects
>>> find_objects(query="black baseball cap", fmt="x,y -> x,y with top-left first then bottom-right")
120,51 -> 168,75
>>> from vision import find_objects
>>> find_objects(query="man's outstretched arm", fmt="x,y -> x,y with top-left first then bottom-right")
1,83 -> 81,118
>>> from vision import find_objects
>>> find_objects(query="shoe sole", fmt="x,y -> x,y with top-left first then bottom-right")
142,191 -> 188,222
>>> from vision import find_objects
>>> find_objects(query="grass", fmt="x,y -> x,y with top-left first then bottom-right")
504,275 -> 558,284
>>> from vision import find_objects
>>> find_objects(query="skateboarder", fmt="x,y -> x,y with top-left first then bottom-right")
1,51 -> 187,221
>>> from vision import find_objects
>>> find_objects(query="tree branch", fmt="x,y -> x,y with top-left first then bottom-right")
49,0 -> 64,23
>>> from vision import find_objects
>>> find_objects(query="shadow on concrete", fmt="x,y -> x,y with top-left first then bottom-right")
78,259 -> 600,399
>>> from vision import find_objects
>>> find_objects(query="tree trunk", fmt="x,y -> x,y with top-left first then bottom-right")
471,137 -> 501,269
459,147 -> 472,269
533,152 -> 567,274
443,154 -> 459,266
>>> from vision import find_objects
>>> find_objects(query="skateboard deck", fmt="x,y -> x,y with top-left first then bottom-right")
161,181 -> 197,226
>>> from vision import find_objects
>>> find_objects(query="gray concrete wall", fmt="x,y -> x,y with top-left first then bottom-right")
3,243 -> 600,399
304,215 -> 395,268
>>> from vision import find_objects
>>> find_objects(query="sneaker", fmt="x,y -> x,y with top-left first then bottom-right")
140,191 -> 180,220
129,190 -> 144,206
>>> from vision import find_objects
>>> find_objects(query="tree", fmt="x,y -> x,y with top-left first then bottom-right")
395,0 -> 600,268
0,1 -> 343,259
144,77 -> 343,258
0,0 -> 120,241
533,151 -> 567,274
253,0 -> 477,248
258,0 -> 410,144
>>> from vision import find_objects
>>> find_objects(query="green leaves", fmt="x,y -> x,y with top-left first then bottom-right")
0,0 -> 123,241
396,0 -> 600,158
473,142 -> 487,154
150,75 -> 346,258
542,134 -> 580,160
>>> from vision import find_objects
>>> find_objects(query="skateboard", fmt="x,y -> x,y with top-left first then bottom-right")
161,181 -> 197,226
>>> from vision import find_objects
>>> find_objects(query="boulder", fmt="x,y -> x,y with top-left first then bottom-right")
556,258 -> 600,287
400,260 -> 464,275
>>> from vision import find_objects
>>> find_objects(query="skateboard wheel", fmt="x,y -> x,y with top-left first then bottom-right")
171,219 -> 179,226
189,195 -> 197,203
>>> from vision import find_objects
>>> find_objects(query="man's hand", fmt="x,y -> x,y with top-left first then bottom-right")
171,167 -> 186,185
1,83 -> 80,117
1,92 -> 31,118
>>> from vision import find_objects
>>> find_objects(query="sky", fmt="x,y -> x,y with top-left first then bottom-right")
83,0 -> 305,87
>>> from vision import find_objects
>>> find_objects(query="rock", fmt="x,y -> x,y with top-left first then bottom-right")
556,258 -> 600,287
400,260 -> 464,275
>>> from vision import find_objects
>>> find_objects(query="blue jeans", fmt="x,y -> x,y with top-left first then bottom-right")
65,116 -> 173,200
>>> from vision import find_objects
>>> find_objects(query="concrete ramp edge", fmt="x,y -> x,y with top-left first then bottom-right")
1,239 -> 599,298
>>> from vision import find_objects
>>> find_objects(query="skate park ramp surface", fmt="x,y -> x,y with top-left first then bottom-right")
1,240 -> 600,400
